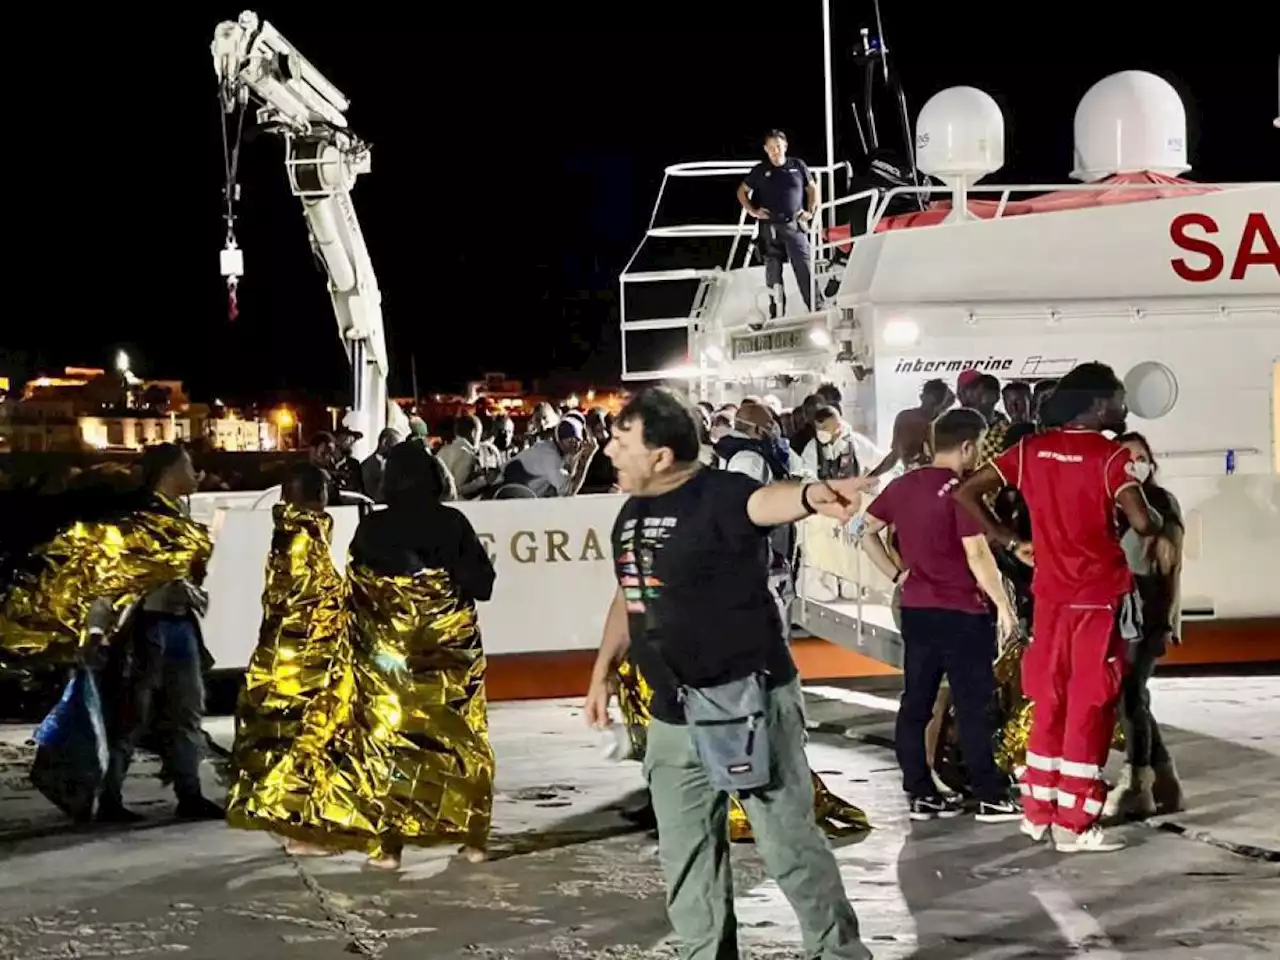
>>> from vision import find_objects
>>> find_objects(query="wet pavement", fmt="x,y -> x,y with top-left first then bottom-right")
0,675 -> 1276,959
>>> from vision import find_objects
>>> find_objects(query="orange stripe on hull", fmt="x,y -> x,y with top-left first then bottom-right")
1167,619 -> 1280,666
484,621 -> 1279,702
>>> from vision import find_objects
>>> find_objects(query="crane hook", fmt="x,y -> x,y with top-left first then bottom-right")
227,275 -> 240,322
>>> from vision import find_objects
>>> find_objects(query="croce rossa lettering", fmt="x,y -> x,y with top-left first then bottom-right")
476,527 -> 607,565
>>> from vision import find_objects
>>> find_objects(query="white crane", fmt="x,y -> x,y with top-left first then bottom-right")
211,10 -> 408,459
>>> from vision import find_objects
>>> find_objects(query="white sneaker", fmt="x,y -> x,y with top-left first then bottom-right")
1021,818 -> 1049,843
1051,824 -> 1126,853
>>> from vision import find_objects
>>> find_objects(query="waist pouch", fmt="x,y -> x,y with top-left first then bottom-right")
680,672 -> 773,794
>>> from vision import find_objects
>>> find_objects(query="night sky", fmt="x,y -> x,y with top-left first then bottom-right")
10,5 -> 1276,404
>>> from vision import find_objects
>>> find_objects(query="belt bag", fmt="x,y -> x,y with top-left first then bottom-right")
625,498 -> 775,794
680,671 -> 774,794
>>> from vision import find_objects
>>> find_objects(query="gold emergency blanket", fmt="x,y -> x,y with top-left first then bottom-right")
225,503 -> 357,844
0,495 -> 212,668
992,640 -> 1032,772
615,657 -> 871,842
346,563 -> 494,856
964,639 -> 1125,776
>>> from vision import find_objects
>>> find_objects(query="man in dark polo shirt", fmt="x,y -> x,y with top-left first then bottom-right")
855,409 -> 1022,824
584,387 -> 871,960
737,129 -> 819,317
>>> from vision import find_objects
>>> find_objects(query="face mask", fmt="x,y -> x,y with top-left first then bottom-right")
1126,459 -> 1152,484
815,430 -> 833,444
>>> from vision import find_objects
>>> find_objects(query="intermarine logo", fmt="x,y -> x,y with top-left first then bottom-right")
893,356 -> 1015,375
892,355 -> 1080,379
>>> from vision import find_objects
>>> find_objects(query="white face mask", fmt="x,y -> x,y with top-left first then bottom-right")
1126,459 -> 1153,484
815,430 -> 834,444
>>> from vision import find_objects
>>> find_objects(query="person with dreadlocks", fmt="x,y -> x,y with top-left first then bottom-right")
954,363 -> 1161,853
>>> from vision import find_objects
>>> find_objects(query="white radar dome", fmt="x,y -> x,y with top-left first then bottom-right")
915,86 -> 1005,184
1072,70 -> 1190,181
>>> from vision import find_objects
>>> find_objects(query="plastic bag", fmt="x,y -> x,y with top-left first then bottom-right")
29,667 -> 109,822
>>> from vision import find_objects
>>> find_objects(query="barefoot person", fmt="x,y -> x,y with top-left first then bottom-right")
346,443 -> 496,869
226,464 -> 353,856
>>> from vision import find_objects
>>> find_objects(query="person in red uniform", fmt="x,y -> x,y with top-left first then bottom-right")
954,362 -> 1161,854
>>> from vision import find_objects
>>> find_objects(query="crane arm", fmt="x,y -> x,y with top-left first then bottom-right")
211,10 -> 407,458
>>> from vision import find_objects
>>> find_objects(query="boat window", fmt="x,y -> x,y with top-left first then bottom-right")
1124,361 -> 1179,420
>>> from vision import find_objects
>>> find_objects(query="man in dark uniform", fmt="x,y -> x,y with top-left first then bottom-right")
737,129 -> 819,318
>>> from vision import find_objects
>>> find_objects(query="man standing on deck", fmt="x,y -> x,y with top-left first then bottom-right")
954,362 -> 1162,853
737,130 -> 819,317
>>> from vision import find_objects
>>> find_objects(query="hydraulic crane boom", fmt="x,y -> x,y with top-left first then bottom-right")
211,10 -> 407,459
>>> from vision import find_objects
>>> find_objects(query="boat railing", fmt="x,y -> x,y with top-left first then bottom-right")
619,159 -> 860,382
865,180 -> 1276,231
619,166 -> 1275,383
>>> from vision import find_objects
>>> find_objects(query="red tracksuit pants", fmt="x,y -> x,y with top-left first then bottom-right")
1019,599 -> 1127,834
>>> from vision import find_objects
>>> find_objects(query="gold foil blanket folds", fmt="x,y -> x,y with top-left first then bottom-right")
616,657 -> 870,842
951,639 -> 1123,778
0,494 -> 212,669
346,562 -> 494,853
225,503 -> 363,847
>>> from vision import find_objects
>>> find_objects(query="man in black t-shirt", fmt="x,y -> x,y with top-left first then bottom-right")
737,129 -> 820,317
584,387 -> 872,960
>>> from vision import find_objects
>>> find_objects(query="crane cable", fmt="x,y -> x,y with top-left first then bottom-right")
219,93 -> 249,319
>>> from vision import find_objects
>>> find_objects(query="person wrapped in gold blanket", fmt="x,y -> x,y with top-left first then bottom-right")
344,443 -> 497,870
0,477 -> 212,671
0,446 -> 216,821
616,657 -> 869,841
225,465 -> 361,855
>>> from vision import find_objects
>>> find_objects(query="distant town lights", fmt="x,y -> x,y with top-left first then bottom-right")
882,319 -> 920,347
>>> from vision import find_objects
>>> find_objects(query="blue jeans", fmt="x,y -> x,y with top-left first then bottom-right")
101,615 -> 206,805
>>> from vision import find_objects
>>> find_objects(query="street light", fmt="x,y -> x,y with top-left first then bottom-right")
115,350 -> 130,374
275,407 -> 300,449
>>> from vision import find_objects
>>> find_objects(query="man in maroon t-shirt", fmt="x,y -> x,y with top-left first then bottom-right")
955,362 -> 1161,853
856,409 -> 1021,823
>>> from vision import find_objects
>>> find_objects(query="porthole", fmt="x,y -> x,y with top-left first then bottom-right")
1124,361 -> 1179,420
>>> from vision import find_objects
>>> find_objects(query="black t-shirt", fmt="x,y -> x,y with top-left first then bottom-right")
744,158 -> 812,221
611,469 -> 798,723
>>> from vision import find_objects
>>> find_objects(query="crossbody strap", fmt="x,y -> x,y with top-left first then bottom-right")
626,498 -> 688,698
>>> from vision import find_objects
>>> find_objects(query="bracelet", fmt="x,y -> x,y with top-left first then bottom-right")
800,483 -> 818,516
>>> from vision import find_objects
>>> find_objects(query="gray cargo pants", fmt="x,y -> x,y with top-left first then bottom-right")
100,615 -> 206,805
644,679 -> 871,960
